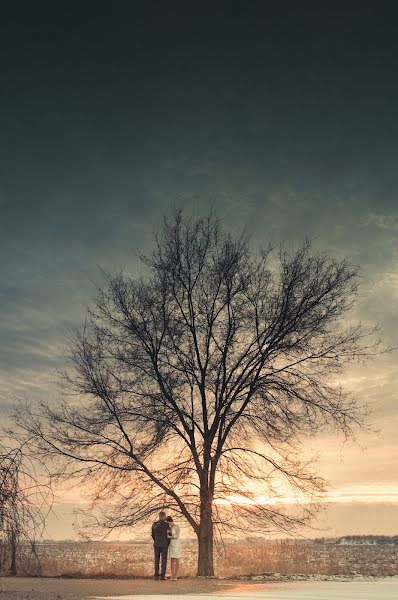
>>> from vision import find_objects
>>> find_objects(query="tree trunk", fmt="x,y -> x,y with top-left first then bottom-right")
196,493 -> 214,576
10,528 -> 17,576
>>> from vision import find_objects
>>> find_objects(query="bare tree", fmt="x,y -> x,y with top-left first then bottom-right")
15,211 -> 378,575
0,441 -> 51,575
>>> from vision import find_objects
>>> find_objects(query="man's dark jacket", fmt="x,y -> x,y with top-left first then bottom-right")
151,519 -> 170,547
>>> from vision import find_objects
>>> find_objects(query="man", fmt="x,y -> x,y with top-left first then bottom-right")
151,510 -> 170,580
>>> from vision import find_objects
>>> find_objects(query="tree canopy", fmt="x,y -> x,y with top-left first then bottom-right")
16,211 -> 378,575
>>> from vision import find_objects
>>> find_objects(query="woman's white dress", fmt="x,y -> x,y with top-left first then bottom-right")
168,524 -> 181,559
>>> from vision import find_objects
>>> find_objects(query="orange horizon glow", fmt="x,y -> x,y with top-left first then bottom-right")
53,484 -> 398,508
213,486 -> 398,507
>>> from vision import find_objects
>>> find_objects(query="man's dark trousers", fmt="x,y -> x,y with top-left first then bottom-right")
154,546 -> 168,579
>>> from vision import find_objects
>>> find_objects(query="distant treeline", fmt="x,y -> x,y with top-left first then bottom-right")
314,535 -> 398,545
23,535 -> 398,547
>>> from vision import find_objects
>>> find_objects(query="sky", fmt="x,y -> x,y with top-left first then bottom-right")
0,2 -> 398,539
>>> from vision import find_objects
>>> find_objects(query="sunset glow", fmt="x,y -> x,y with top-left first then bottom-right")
214,486 -> 398,507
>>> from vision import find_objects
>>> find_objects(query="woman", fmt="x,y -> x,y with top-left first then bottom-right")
166,515 -> 181,580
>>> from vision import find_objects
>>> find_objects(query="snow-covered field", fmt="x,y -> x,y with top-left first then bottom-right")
8,538 -> 398,578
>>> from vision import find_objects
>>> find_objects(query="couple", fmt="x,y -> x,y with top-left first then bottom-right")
151,511 -> 181,580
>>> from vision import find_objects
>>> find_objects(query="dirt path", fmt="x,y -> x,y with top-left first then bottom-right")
2,576 -> 398,600
0,576 -> 236,600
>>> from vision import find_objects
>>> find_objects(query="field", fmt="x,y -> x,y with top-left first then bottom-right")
2,537 -> 397,579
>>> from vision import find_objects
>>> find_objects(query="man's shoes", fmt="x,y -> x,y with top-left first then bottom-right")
154,576 -> 159,580
160,576 -> 167,580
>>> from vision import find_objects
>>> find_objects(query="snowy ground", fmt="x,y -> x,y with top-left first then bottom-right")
91,578 -> 398,600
